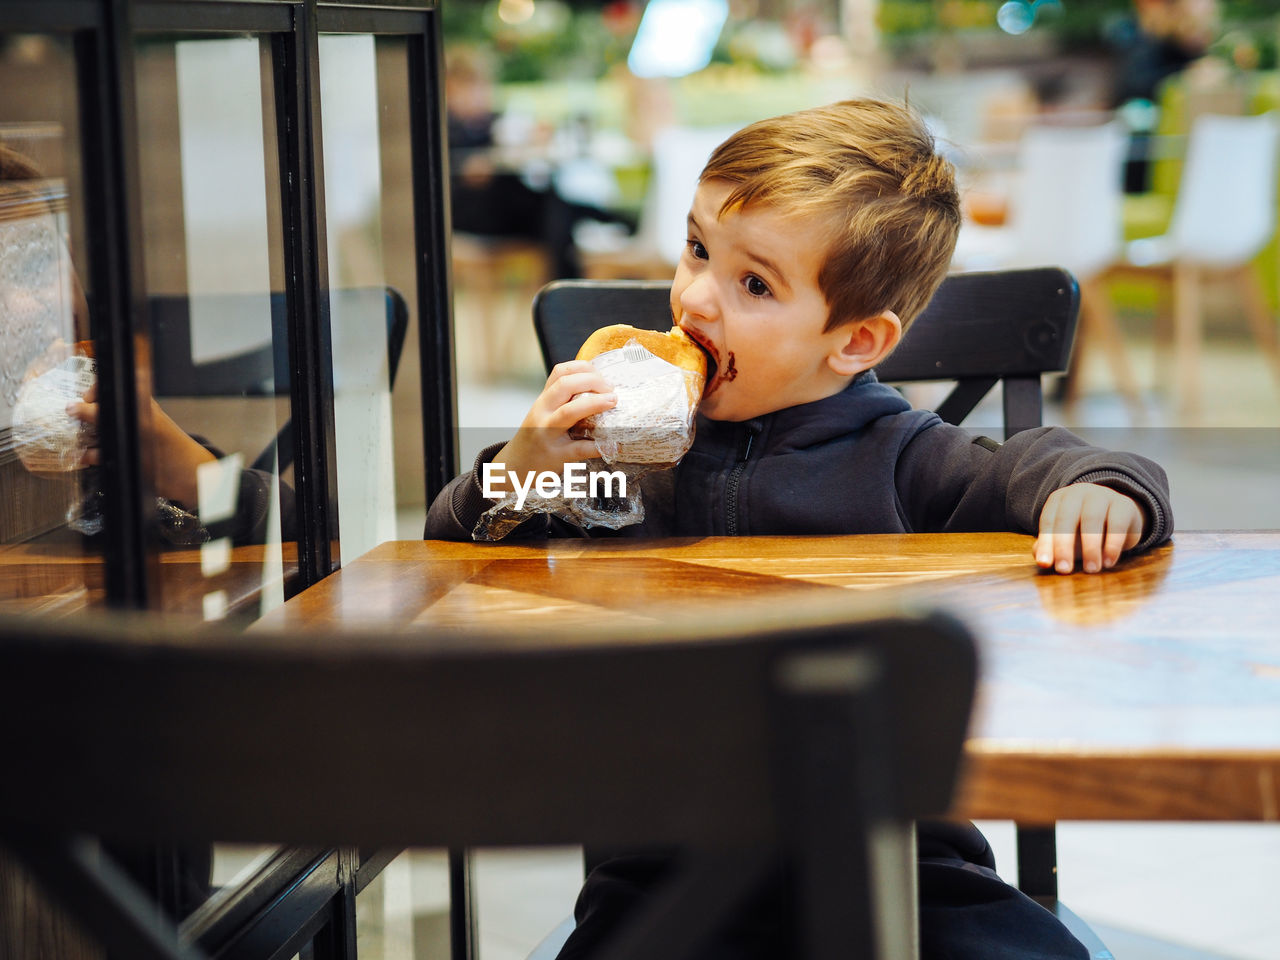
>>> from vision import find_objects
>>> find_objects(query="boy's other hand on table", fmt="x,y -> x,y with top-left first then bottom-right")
1035,482 -> 1145,575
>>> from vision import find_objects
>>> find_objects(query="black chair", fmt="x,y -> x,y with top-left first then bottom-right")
531,268 -> 1114,960
534,268 -> 1078,441
0,598 -> 975,960
149,285 -> 410,473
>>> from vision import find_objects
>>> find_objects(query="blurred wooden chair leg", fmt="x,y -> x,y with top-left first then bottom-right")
1150,264 -> 1175,393
451,234 -> 550,383
1239,262 -> 1280,388
1072,274 -> 1144,419
1171,261 -> 1204,419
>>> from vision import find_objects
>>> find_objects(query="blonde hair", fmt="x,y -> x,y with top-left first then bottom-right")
700,98 -> 960,331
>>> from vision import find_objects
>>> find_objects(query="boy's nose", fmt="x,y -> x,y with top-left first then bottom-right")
677,270 -> 720,326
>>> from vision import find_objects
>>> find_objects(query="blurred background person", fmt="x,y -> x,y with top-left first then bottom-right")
446,44 -> 634,280
1110,0 -> 1220,191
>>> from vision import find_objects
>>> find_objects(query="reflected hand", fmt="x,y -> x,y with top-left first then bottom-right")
65,382 -> 100,467
68,384 -> 215,507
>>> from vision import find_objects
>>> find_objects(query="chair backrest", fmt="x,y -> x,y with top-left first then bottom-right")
149,285 -> 409,398
534,267 -> 1079,439
1005,121 -> 1128,279
1,599 -> 974,959
1168,111 -> 1280,266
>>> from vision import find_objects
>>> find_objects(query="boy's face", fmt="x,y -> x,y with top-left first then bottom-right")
671,179 -> 859,422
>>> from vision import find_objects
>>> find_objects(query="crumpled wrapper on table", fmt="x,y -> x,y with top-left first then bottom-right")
473,339 -> 703,540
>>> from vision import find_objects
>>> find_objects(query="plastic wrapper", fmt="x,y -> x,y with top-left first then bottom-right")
473,338 -> 703,540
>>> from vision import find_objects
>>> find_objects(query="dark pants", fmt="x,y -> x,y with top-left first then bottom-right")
556,821 -> 1088,960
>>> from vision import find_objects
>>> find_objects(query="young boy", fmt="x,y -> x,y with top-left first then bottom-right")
427,99 -> 1172,958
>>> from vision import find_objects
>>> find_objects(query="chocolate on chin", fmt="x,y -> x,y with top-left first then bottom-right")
575,324 -> 706,464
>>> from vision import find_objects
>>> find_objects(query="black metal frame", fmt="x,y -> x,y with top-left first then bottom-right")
3,0 -> 456,597
2,1 -> 455,956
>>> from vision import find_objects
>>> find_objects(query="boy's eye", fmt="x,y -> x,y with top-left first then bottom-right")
686,239 -> 708,260
745,275 -> 771,298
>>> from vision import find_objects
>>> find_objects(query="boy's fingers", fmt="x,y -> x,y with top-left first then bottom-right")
562,438 -> 605,462
548,360 -> 596,380
1102,520 -> 1130,569
1101,499 -> 1137,568
544,362 -> 606,397
1047,486 -> 1084,574
1119,501 -> 1145,555
546,391 -> 617,429
541,372 -> 614,413
1078,491 -> 1111,573
1039,483 -> 1148,574
1034,493 -> 1059,568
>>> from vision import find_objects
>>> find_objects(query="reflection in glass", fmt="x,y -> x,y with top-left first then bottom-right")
319,34 -> 422,560
0,35 -> 100,614
136,34 -> 295,622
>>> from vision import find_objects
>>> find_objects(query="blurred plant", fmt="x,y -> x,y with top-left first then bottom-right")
444,0 -> 808,81
443,0 -> 634,82
721,19 -> 799,72
441,0 -> 1279,78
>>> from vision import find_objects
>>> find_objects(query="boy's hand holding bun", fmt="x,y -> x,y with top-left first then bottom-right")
488,361 -> 617,500
485,324 -> 706,504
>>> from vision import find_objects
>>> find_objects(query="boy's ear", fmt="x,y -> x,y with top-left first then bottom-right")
827,310 -> 902,377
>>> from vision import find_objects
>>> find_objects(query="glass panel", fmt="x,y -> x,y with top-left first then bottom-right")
318,34 -> 424,556
133,34 -> 290,924
0,34 -> 101,614
134,33 -> 295,622
352,847 -> 586,960
355,849 -> 451,960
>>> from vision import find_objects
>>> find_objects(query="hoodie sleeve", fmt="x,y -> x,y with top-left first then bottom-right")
424,442 -> 554,541
895,422 -> 1173,551
424,443 -> 609,541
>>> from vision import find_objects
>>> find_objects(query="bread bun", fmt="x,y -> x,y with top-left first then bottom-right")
574,324 -> 706,464
577,324 -> 707,380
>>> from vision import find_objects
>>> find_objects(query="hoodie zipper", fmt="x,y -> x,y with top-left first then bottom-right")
725,422 -> 761,535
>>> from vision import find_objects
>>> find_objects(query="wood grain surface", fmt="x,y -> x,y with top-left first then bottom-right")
253,531 -> 1280,822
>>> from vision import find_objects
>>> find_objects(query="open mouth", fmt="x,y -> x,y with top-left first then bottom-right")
681,327 -> 721,396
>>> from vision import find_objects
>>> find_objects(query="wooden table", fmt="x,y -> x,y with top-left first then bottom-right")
256,531 -> 1280,824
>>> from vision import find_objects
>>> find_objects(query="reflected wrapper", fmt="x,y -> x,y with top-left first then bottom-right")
12,354 -> 96,474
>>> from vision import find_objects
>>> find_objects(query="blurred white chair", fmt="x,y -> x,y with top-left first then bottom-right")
575,124 -> 738,279
1122,111 -> 1280,416
952,120 -> 1140,411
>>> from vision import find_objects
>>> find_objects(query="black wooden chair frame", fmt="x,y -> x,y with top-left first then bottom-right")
0,600 -> 975,960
